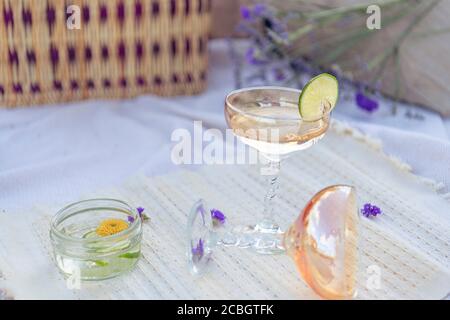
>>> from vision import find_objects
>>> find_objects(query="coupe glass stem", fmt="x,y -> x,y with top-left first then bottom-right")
257,159 -> 281,233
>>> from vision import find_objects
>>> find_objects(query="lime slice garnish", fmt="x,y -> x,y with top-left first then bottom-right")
298,73 -> 339,120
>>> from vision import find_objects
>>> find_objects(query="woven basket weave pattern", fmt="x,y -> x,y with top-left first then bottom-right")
0,0 -> 211,107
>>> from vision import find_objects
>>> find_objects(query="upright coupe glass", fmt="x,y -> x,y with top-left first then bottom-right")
187,185 -> 359,299
224,82 -> 334,254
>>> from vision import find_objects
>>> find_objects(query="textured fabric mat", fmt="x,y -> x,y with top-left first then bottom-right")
1,122 -> 449,299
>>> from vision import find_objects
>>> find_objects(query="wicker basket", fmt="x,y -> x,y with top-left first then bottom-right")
0,0 -> 211,107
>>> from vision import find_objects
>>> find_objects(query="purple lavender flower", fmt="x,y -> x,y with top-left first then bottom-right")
245,47 -> 267,65
240,6 -> 251,20
273,68 -> 286,81
192,238 -> 204,260
136,207 -> 149,221
211,209 -> 226,226
253,4 -> 267,17
127,215 -> 135,223
356,91 -> 379,113
241,4 -> 267,22
361,203 -> 382,218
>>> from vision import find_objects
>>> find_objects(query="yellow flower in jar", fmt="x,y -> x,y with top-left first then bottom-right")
96,219 -> 129,237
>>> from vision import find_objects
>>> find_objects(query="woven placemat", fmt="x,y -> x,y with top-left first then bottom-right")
1,121 -> 449,299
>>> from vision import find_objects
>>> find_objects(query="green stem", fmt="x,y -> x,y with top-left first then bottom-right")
392,47 -> 401,115
367,0 -> 441,71
317,28 -> 375,65
292,0 -> 334,10
289,1 -> 413,63
288,0 -> 411,57
288,24 -> 314,42
367,0 -> 439,93
287,13 -> 350,43
369,47 -> 392,87
286,0 -> 411,46
411,27 -> 450,39
306,0 -> 406,20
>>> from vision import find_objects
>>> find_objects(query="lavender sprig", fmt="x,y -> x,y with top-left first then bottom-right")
211,209 -> 226,227
192,238 -> 204,261
240,6 -> 251,20
241,4 -> 267,21
137,207 -> 150,221
355,91 -> 379,113
128,207 -> 149,223
361,203 -> 382,218
236,2 -> 430,119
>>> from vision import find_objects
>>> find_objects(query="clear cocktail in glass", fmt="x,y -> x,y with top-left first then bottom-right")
224,86 -> 331,254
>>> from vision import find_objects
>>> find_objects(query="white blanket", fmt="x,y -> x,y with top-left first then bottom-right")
1,124 -> 449,299
0,40 -> 449,300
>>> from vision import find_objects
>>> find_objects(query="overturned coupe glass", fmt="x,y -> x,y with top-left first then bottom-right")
187,185 -> 359,299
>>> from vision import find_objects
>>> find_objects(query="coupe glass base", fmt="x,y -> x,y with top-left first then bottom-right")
187,199 -> 215,276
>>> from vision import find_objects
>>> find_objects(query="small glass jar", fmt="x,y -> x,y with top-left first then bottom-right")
50,199 -> 142,281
